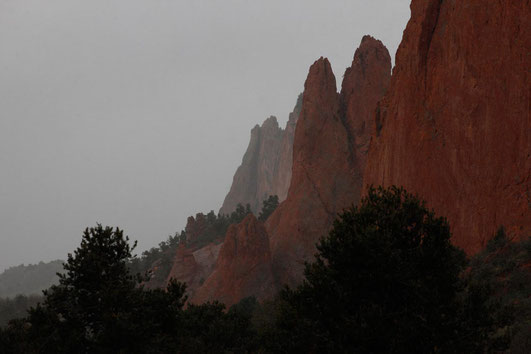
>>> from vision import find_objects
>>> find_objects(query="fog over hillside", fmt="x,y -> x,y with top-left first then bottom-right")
0,0 -> 410,271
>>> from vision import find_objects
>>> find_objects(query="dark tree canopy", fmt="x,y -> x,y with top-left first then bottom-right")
275,186 -> 468,353
461,227 -> 531,352
258,195 -> 279,222
1,189 -> 528,353
0,225 -> 256,353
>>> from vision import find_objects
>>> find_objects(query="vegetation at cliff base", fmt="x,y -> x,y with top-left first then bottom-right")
0,295 -> 43,327
128,203 -> 254,287
0,260 -> 64,299
0,225 -> 256,353
129,198 -> 276,289
260,186 -> 470,352
1,187 -> 529,353
461,227 -> 531,352
258,195 -> 279,222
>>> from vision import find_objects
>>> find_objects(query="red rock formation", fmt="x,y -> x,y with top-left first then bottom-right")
364,0 -> 531,254
219,97 -> 301,215
271,94 -> 303,202
267,38 -> 392,287
166,243 -> 200,293
192,242 -> 222,279
219,117 -> 283,215
341,35 -> 392,171
192,214 -> 275,307
266,58 -> 350,286
165,242 -> 222,299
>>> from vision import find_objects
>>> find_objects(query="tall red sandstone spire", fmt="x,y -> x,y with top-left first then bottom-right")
267,36 -> 392,287
192,38 -> 392,299
341,35 -> 392,170
363,0 -> 531,253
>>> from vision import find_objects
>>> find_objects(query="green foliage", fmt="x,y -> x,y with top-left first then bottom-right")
248,296 -> 297,352
0,260 -> 64,298
178,301 -> 257,353
2,189 -> 529,352
0,295 -> 43,327
271,186 -> 468,352
227,203 -> 253,226
23,225 -> 142,352
461,227 -> 531,353
129,205 -> 253,287
258,195 -> 279,222
0,224 -> 257,353
128,231 -> 183,286
189,208 -> 248,249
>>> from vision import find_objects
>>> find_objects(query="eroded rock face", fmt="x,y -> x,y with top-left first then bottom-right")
165,242 -> 222,299
165,244 -> 200,294
341,35 -> 392,171
363,0 -> 531,254
266,58 -> 349,287
267,39 -> 391,287
219,117 -> 283,215
219,97 -> 301,215
176,37 -> 391,303
271,94 -> 303,202
191,214 -> 275,307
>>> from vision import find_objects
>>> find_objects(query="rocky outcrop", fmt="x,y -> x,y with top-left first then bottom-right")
165,242 -> 222,299
166,244 -> 200,293
363,0 -> 531,254
267,37 -> 392,287
168,1 -> 529,306
341,36 -> 392,170
191,214 -> 275,307
164,213 -> 225,297
271,94 -> 303,202
219,97 -> 302,215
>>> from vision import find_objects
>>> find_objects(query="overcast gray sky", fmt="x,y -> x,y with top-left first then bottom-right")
0,0 -> 410,271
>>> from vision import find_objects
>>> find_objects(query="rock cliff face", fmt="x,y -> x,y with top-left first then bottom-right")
219,97 -> 302,215
168,0 -> 529,306
165,244 -> 200,292
191,214 -> 275,307
267,37 -> 391,287
341,36 -> 392,170
165,242 -> 222,299
272,94 -> 303,202
363,0 -> 531,254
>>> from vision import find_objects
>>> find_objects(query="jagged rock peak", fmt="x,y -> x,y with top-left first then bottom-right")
267,40 -> 391,287
340,35 -> 392,167
304,57 -> 338,99
261,115 -> 280,130
219,95 -> 302,215
191,214 -> 275,306
194,37 -> 392,303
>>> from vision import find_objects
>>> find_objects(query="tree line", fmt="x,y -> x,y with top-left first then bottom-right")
129,195 -> 279,288
0,187 -> 529,353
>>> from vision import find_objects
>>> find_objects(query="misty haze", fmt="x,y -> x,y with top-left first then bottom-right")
0,0 -> 409,271
1,0 -> 529,352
